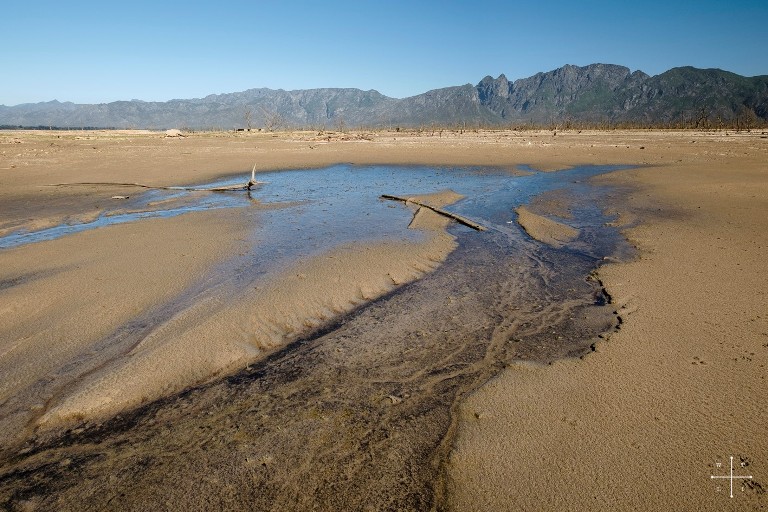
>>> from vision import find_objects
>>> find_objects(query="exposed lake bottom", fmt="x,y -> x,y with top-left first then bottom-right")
0,164 -> 633,510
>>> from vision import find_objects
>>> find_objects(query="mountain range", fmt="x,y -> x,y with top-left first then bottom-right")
1,64 -> 766,130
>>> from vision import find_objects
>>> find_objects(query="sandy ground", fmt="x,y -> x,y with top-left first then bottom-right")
447,132 -> 768,510
1,128 -> 767,509
0,209 -> 248,444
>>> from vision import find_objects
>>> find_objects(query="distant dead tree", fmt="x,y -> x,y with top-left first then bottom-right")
695,106 -> 710,129
244,107 -> 253,131
259,106 -> 285,131
737,105 -> 758,131
335,115 -> 346,133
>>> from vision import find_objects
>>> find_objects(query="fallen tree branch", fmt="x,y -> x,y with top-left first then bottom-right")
381,194 -> 487,231
48,182 -> 256,192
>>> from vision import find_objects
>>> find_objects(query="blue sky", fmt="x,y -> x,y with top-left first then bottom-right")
3,0 -> 767,105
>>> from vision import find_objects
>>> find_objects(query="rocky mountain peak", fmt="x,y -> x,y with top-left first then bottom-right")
1,64 -> 765,128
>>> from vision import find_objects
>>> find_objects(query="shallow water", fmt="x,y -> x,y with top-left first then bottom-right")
222,164 -> 633,289
0,164 -> 630,266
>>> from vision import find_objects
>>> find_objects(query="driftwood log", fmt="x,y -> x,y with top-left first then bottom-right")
50,163 -> 264,193
50,182 -> 254,192
381,194 -> 487,231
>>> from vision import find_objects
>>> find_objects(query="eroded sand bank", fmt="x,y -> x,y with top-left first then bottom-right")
0,209 -> 248,446
38,191 -> 460,426
514,204 -> 579,248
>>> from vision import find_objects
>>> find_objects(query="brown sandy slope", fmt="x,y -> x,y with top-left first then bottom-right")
0,210 -> 248,446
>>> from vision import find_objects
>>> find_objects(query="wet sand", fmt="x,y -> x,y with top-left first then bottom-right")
1,128 -> 766,510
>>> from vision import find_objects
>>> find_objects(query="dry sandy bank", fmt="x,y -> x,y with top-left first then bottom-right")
0,209 -> 248,445
447,131 -> 768,510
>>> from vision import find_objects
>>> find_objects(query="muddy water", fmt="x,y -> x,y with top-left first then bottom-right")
0,165 -> 632,511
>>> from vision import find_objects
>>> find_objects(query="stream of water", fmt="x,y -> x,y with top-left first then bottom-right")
1,164 -> 631,265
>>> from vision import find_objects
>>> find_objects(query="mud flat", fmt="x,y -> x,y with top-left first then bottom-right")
0,128 -> 766,510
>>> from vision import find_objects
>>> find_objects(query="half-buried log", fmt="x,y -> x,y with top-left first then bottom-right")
50,163 -> 264,193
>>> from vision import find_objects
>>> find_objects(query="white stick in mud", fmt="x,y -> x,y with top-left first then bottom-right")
247,163 -> 259,190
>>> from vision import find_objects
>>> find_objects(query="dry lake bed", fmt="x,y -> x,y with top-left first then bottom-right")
0,128 -> 766,510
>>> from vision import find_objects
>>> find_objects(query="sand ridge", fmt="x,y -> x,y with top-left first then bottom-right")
514,204 -> 579,248
0,209 -> 248,447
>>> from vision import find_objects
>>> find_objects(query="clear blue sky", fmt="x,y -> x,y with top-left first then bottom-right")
3,0 -> 767,106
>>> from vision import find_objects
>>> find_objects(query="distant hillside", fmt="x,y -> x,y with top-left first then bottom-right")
469,64 -> 767,126
1,64 -> 766,129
